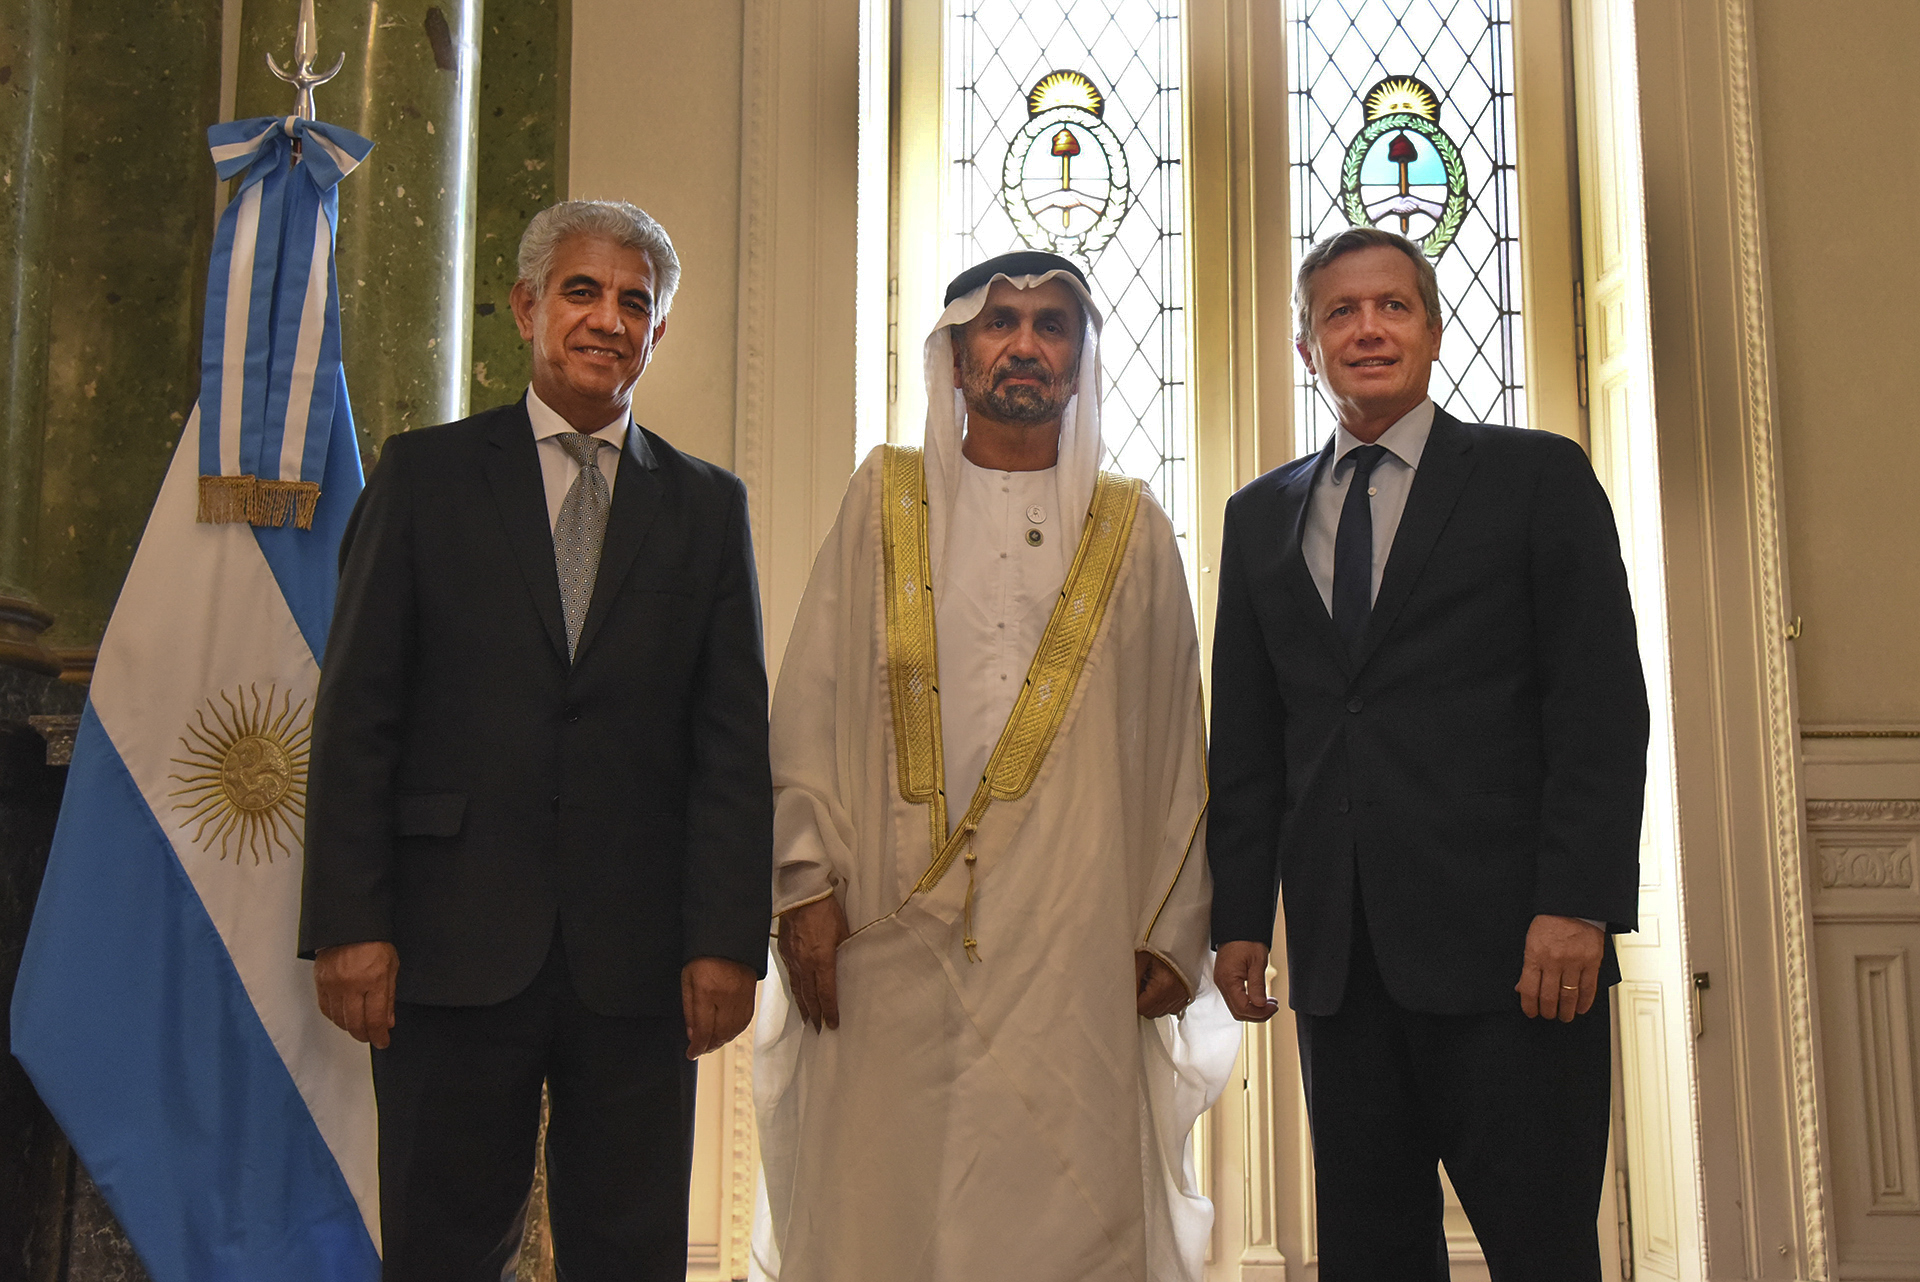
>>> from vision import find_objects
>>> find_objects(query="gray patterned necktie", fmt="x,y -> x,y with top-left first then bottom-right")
553,432 -> 611,660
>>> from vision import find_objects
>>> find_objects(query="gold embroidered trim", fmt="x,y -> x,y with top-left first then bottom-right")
1143,790 -> 1208,945
910,468 -> 1143,897
880,445 -> 948,858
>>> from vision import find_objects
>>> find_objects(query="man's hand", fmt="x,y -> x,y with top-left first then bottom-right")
1515,914 -> 1605,1021
1215,940 -> 1280,1022
777,895 -> 849,1032
1135,951 -> 1190,1019
314,941 -> 400,1049
683,957 -> 757,1059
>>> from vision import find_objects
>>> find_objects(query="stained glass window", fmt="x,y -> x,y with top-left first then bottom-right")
1289,0 -> 1524,455
948,1 -> 1191,550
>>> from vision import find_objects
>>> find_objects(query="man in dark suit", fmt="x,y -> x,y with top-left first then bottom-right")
300,200 -> 772,1280
1208,225 -> 1647,1280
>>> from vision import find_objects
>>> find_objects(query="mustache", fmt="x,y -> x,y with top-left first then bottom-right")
992,357 -> 1050,385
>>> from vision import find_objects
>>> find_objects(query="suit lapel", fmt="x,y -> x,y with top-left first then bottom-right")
1271,442 -> 1351,676
482,402 -> 570,665
1351,409 -> 1477,672
571,424 -> 662,663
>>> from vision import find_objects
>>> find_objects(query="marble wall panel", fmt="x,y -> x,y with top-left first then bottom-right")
469,0 -> 565,414
33,0 -> 223,651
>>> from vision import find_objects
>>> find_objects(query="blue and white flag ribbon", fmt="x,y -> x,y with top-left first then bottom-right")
11,116 -> 379,1282
198,115 -> 372,529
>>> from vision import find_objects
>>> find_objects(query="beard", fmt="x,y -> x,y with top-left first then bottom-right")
958,352 -> 1077,424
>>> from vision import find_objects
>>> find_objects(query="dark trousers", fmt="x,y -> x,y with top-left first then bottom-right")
1297,903 -> 1612,1281
372,934 -> 697,1282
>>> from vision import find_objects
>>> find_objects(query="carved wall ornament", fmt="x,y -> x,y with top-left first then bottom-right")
1817,843 -> 1916,891
728,1030 -> 757,1270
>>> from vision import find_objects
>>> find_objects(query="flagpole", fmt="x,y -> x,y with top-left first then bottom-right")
267,0 -> 344,123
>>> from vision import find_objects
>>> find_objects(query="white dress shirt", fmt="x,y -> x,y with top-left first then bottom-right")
525,384 -> 630,531
1301,398 -> 1435,614
935,457 -> 1071,817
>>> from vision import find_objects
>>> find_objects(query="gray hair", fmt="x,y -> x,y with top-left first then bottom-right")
1294,225 -> 1441,342
516,200 -> 682,316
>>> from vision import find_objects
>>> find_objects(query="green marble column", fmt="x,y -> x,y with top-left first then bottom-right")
0,0 -> 67,674
469,0 -> 567,413
236,0 -> 484,460
33,0 -> 223,653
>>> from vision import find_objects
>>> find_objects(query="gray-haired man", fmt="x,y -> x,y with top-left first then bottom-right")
301,200 -> 773,1279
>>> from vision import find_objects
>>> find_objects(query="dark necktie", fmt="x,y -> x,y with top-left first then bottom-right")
1332,444 -> 1389,651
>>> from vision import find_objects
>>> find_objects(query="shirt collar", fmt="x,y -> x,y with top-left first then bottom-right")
526,384 -> 630,450
1333,397 -> 1435,472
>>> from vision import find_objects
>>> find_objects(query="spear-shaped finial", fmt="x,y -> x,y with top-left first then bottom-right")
267,0 -> 345,122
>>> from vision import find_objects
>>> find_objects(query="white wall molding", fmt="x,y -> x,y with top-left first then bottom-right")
733,0 -> 777,591
1635,0 -> 1835,1267
1718,0 -> 1832,1262
731,0 -> 858,681
1803,738 -> 1920,804
1805,780 -> 1920,1270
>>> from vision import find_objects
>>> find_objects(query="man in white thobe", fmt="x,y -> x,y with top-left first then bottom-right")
752,252 -> 1239,1282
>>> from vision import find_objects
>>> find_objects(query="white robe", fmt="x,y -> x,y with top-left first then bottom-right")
936,458 -> 1069,810
752,448 -> 1240,1282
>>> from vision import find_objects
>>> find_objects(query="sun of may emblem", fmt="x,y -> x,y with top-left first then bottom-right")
168,684 -> 312,865
1000,70 -> 1131,261
1340,76 -> 1469,258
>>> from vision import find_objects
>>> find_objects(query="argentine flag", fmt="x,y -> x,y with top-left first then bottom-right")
10,116 -> 381,1280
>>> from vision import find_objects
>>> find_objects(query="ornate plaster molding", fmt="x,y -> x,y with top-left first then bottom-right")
727,1030 -> 757,1273
1816,844 -> 1914,891
1720,0 -> 1830,1267
1801,728 -> 1920,740
1806,799 -> 1920,827
733,0 -> 777,572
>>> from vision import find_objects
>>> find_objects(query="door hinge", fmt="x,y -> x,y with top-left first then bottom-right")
1574,279 -> 1590,409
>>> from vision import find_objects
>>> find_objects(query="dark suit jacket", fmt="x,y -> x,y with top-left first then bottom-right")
299,398 -> 773,1018
1207,409 -> 1648,1016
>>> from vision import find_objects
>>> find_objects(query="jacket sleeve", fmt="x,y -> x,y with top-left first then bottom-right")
1528,434 -> 1649,931
299,436 -> 419,957
1205,494 -> 1289,948
680,476 -> 776,975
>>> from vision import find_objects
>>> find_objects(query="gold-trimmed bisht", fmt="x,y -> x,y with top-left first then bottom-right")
879,443 -> 1143,960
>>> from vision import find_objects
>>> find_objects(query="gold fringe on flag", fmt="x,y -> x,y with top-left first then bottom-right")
254,479 -> 322,530
291,483 -> 321,531
198,475 -> 258,525
197,475 -> 323,530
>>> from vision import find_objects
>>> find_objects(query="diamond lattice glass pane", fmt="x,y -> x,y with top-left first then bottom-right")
1288,0 -> 1524,455
949,1 -> 1190,549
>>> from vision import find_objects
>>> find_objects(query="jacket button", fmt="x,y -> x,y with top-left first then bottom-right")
1346,696 -> 1364,713
563,704 -> 581,722
549,794 -> 561,812
1338,798 -> 1351,814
